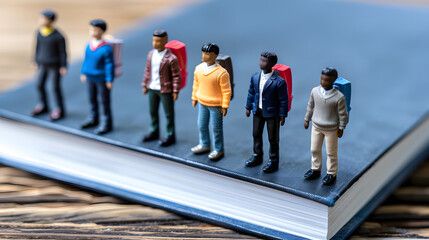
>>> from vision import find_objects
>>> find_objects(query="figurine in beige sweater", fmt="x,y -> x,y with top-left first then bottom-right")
304,67 -> 349,185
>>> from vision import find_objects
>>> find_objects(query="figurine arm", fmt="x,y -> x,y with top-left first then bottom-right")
170,57 -> 181,93
142,51 -> 152,89
245,76 -> 255,111
191,70 -> 199,105
58,35 -> 67,68
277,80 -> 289,119
304,90 -> 315,122
104,47 -> 114,83
219,71 -> 231,109
34,33 -> 40,64
337,96 -> 349,130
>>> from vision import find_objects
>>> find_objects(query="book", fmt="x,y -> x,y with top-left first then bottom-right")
1,0 -> 429,239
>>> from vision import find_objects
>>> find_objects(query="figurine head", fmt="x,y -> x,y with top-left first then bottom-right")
259,52 -> 277,73
201,43 -> 219,65
320,67 -> 338,90
152,30 -> 168,51
39,9 -> 56,27
89,19 -> 107,40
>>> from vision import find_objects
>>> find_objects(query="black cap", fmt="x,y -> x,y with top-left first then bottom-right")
153,29 -> 168,38
41,9 -> 56,21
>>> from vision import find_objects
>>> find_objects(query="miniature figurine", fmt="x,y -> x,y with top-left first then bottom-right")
80,19 -> 115,135
304,67 -> 349,185
245,52 -> 288,173
191,43 -> 231,161
141,30 -> 181,146
31,9 -> 67,121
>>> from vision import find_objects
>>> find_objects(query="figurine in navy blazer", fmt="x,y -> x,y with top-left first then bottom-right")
245,52 -> 288,173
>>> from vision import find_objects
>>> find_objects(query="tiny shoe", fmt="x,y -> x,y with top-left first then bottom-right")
81,117 -> 99,129
142,131 -> 159,142
208,150 -> 224,161
322,174 -> 336,185
31,105 -> 48,116
262,159 -> 279,173
191,145 -> 211,154
304,169 -> 321,180
49,109 -> 64,121
159,134 -> 176,147
245,154 -> 263,167
94,125 -> 112,135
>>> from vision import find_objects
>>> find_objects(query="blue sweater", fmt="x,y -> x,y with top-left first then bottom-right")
81,42 -> 114,83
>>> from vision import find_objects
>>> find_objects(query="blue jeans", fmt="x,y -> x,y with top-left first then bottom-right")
198,103 -> 224,152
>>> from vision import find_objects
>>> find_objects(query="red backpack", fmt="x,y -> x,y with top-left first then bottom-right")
165,40 -> 187,90
272,64 -> 293,112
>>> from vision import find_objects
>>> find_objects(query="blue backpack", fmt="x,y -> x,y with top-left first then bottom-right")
334,77 -> 351,113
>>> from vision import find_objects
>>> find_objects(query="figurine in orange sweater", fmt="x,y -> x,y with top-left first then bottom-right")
191,43 -> 231,161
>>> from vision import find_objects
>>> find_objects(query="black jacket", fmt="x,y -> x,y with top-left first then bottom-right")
35,29 -> 67,68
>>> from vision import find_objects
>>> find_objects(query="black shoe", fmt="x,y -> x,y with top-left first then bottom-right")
304,169 -> 321,180
81,117 -> 99,129
245,154 -> 263,167
262,159 -> 279,173
142,131 -> 159,142
322,174 -> 336,185
159,134 -> 176,147
94,125 -> 112,135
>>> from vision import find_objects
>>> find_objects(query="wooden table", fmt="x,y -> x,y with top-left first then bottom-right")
0,159 -> 427,239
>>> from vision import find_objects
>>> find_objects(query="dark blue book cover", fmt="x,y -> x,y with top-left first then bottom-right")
1,0 -> 429,239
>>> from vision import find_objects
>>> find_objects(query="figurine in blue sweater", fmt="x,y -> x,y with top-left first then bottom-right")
80,19 -> 115,135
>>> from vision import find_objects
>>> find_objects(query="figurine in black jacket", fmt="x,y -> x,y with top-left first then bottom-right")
31,9 -> 67,121
245,52 -> 288,173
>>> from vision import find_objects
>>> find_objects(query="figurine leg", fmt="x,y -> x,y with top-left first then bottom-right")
266,116 -> 280,161
310,126 -> 324,171
209,106 -> 224,152
252,109 -> 265,157
87,81 -> 99,121
51,67 -> 64,112
197,104 -> 211,148
99,82 -> 112,127
36,65 -> 49,109
148,89 -> 161,135
160,93 -> 175,137
325,129 -> 338,176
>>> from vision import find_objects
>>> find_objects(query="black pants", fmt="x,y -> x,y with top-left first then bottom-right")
148,89 -> 175,136
87,80 -> 112,127
253,109 -> 280,160
36,64 -> 64,110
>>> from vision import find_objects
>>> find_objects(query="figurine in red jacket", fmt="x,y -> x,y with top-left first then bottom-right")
141,30 -> 181,146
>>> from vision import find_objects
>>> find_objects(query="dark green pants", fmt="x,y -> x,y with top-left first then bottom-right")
148,89 -> 175,136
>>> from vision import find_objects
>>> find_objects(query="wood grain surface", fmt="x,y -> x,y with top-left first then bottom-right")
0,159 -> 426,239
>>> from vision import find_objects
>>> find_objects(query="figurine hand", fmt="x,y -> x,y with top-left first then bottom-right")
106,82 -> 113,90
280,117 -> 285,126
245,109 -> 251,117
192,100 -> 198,107
221,108 -> 228,117
304,121 -> 309,129
142,87 -> 148,94
172,92 -> 179,101
80,74 -> 87,82
337,129 -> 344,138
59,67 -> 67,75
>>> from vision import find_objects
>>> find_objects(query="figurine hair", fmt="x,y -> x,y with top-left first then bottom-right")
41,9 -> 56,21
261,52 -> 278,65
201,43 -> 219,55
153,30 -> 168,38
321,67 -> 338,78
90,19 -> 107,32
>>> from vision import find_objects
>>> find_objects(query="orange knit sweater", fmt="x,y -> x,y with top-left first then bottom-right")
192,63 -> 231,108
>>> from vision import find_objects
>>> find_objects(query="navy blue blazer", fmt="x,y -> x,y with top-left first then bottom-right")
245,70 -> 288,118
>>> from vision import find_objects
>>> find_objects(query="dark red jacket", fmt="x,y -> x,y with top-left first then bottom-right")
142,49 -> 181,93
